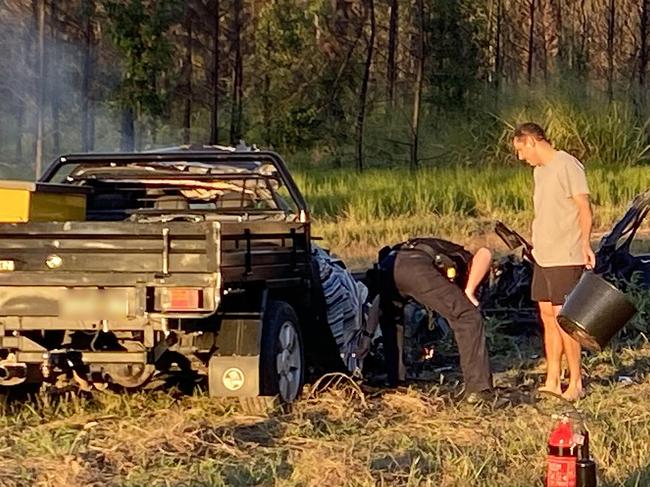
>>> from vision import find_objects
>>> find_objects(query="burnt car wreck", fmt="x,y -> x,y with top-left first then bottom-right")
361,195 -> 650,382
356,221 -> 538,382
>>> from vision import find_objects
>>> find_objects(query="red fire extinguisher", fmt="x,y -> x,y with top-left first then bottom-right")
547,415 -> 577,487
546,414 -> 597,487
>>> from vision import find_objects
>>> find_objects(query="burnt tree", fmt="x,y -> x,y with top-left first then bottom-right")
387,0 -> 398,108
229,0 -> 243,146
355,0 -> 375,172
210,0 -> 220,145
411,0 -> 424,170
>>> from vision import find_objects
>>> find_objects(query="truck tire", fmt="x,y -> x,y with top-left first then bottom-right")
260,300 -> 304,403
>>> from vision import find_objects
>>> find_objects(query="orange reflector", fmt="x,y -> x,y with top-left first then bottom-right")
166,288 -> 202,311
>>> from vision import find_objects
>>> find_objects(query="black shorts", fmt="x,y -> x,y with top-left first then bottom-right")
531,263 -> 584,305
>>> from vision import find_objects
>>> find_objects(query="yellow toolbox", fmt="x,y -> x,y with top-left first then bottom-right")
0,180 -> 88,222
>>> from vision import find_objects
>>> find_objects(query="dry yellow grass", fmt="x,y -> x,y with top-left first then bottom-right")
2,337 -> 650,486
0,165 -> 649,486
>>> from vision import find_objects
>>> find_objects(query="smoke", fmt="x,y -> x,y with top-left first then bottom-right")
0,3 -> 189,181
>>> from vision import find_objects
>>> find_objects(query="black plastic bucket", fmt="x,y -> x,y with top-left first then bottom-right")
557,271 -> 637,352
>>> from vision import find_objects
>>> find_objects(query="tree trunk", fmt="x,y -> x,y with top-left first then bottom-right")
15,102 -> 24,162
34,0 -> 45,179
210,0 -> 220,145
606,0 -> 615,103
494,0 -> 502,96
540,0 -> 551,84
121,107 -> 135,152
183,17 -> 193,145
578,0 -> 589,80
527,0 -> 535,85
356,0 -> 375,172
89,100 -> 95,152
552,0 -> 563,67
230,0 -> 243,146
49,0 -> 60,155
387,0 -> 398,109
486,0 -> 494,86
639,0 -> 649,108
81,0 -> 95,151
411,0 -> 424,170
263,16 -> 271,147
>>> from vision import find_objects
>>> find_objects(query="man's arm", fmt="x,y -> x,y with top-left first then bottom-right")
573,193 -> 596,268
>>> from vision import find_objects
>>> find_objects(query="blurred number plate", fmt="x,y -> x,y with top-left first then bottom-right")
0,260 -> 15,272
60,288 -> 129,318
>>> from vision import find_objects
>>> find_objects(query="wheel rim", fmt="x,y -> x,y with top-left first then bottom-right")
276,320 -> 302,402
103,340 -> 155,388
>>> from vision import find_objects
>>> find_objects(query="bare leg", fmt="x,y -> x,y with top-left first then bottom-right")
538,301 -> 563,395
554,304 -> 584,401
465,247 -> 492,306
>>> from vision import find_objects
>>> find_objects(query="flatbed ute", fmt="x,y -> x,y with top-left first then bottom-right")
0,148 -> 342,404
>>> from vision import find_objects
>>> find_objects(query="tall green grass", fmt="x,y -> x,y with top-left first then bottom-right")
295,164 -> 650,265
299,165 -> 650,221
298,166 -> 528,221
285,95 -> 650,264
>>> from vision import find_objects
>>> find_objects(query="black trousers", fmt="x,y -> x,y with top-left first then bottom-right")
379,250 -> 493,393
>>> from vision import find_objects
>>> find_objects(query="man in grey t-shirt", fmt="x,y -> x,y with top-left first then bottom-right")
513,122 -> 595,402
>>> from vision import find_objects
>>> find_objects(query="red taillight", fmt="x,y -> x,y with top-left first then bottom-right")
162,288 -> 203,311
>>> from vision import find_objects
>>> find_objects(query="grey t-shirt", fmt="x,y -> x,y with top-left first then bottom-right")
532,150 -> 590,267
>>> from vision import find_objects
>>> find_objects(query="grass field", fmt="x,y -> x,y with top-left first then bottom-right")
3,334 -> 650,486
1,139 -> 650,485
297,164 -> 650,267
1,286 -> 649,487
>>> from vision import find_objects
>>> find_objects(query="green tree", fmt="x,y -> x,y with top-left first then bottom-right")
426,0 -> 481,111
106,0 -> 182,150
248,0 -> 327,149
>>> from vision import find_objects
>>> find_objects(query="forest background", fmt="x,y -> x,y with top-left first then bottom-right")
1,0 -> 650,261
4,3 -> 650,486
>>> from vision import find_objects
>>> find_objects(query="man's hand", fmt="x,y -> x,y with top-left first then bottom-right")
583,243 -> 596,269
573,193 -> 594,269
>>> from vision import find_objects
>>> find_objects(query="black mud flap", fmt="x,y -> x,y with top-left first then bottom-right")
208,316 -> 263,397
207,285 -> 266,398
